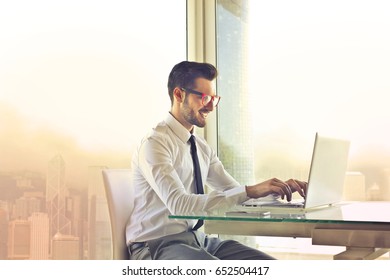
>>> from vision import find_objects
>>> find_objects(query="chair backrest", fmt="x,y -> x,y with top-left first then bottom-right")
102,169 -> 133,260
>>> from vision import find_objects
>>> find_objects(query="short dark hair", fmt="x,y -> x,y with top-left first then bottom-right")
167,61 -> 218,105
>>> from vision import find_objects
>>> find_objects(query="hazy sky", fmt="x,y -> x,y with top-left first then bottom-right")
0,0 -> 185,153
248,0 -> 390,161
1,0 -> 390,180
0,0 -> 186,183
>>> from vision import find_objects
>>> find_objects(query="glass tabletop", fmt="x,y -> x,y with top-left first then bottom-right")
169,201 -> 390,225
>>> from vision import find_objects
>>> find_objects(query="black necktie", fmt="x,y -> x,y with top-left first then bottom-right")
189,135 -> 204,230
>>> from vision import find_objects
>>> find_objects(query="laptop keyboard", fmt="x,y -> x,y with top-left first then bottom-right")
267,201 -> 304,208
242,199 -> 305,208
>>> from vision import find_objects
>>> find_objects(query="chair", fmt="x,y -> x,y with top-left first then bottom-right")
102,169 -> 133,260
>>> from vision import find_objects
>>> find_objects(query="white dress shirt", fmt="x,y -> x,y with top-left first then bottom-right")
126,112 -> 248,243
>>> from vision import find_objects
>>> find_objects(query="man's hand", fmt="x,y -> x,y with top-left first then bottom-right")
246,178 -> 307,202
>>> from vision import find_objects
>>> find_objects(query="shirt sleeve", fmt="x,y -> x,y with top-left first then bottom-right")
137,135 -> 248,215
205,146 -> 249,204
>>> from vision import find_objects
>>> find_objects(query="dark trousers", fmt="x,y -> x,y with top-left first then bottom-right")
129,231 -> 276,260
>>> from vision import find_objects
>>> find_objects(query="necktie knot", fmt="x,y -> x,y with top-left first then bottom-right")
189,135 -> 196,151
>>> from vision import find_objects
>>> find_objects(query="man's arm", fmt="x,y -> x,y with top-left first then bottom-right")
137,137 -> 247,214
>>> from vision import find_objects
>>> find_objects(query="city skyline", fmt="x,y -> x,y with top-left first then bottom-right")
0,156 -> 114,260
2,137 -> 390,259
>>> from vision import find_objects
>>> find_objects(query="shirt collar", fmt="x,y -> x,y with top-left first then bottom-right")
165,112 -> 192,144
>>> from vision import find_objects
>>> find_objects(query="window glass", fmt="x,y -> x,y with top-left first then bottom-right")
217,0 -> 390,201
217,0 -> 390,258
0,0 -> 186,260
217,0 -> 254,186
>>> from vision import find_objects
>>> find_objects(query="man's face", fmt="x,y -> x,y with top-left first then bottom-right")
181,78 -> 216,129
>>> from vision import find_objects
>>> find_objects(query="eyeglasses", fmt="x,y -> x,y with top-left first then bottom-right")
181,87 -> 221,107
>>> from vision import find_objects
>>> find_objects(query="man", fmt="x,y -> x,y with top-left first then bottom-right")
126,61 -> 307,260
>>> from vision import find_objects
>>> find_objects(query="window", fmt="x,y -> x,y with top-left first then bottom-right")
0,0 -> 186,260
216,0 -> 390,258
217,0 -> 390,202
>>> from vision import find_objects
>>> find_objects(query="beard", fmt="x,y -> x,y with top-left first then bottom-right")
182,100 -> 207,128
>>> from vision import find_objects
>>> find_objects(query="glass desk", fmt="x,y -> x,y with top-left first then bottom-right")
169,201 -> 390,260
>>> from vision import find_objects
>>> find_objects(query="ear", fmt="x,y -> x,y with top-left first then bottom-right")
173,87 -> 184,103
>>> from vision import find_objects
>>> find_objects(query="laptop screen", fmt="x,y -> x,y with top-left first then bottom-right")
304,133 -> 350,208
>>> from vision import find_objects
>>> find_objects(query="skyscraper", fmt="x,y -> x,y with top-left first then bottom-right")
8,219 -> 30,260
12,196 -> 41,220
0,208 -> 8,259
51,233 -> 80,260
46,154 -> 71,238
66,188 -> 86,258
28,212 -> 49,259
87,166 -> 111,259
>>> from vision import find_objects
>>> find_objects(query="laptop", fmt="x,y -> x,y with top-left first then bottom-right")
240,133 -> 350,212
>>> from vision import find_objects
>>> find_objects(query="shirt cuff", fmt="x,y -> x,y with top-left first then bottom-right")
224,185 -> 249,204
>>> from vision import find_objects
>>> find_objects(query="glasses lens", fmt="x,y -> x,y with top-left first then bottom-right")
213,96 -> 220,107
202,95 -> 220,107
203,95 -> 211,106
